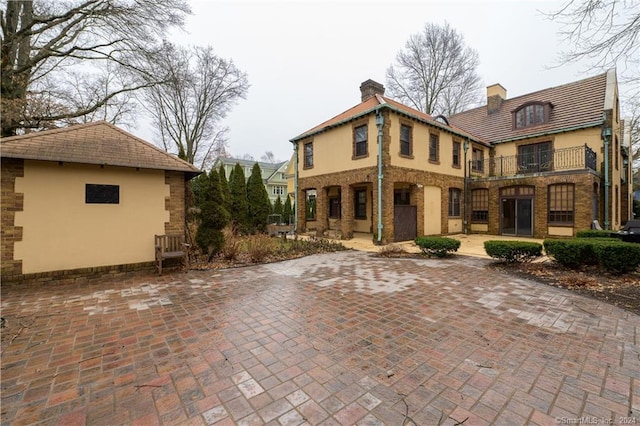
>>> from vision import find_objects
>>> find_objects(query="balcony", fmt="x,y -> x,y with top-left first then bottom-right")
469,144 -> 597,179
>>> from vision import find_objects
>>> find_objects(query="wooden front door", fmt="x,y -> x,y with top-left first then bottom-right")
394,205 -> 417,241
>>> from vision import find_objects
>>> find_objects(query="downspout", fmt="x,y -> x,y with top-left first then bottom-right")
602,117 -> 612,230
375,109 -> 384,243
292,141 -> 299,231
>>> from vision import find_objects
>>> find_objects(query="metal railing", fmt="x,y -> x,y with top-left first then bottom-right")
469,144 -> 597,178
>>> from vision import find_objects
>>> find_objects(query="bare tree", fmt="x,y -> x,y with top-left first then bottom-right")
546,0 -> 639,170
260,151 -> 278,163
546,0 -> 639,84
385,22 -> 483,116
142,42 -> 249,170
0,0 -> 190,136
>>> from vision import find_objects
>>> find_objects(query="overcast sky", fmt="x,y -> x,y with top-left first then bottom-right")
132,0 -> 603,164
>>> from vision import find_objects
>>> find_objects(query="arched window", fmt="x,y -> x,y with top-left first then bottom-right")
513,102 -> 552,129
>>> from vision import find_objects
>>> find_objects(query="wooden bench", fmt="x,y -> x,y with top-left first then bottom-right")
155,234 -> 189,275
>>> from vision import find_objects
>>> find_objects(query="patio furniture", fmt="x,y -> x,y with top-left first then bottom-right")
155,234 -> 189,275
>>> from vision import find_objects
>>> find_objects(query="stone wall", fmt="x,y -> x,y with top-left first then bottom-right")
165,171 -> 187,235
1,158 -> 24,279
297,165 -> 464,243
469,170 -> 600,238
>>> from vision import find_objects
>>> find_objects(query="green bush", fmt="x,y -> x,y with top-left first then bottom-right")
414,236 -> 460,257
545,238 -> 640,274
592,242 -> 640,274
576,230 -> 614,239
543,239 -> 598,268
484,240 -> 542,263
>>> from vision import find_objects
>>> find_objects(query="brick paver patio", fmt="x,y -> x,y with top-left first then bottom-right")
1,251 -> 639,425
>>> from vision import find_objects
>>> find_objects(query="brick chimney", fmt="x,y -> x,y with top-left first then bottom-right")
360,79 -> 385,102
486,84 -> 506,114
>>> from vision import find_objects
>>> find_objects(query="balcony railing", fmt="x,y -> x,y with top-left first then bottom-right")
469,144 -> 597,178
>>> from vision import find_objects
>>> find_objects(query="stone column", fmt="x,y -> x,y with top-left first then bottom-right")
340,184 -> 354,239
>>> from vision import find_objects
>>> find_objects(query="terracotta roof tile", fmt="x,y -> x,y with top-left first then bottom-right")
291,94 -> 483,144
448,72 -> 608,143
0,121 -> 201,175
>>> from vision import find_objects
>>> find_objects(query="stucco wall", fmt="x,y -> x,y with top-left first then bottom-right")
13,161 -> 171,274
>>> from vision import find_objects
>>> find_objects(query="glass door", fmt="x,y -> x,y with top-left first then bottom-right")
502,199 -> 516,235
516,199 -> 533,236
501,198 -> 533,236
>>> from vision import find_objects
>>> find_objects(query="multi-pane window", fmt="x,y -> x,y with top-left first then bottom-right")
471,189 -> 489,222
272,186 -> 285,195
429,134 -> 439,162
514,103 -> 548,129
329,198 -> 341,219
448,188 -> 461,217
518,141 -> 552,172
400,124 -> 412,156
472,148 -> 484,172
304,142 -> 313,168
452,141 -> 461,167
548,184 -> 574,224
355,190 -> 367,219
354,125 -> 368,157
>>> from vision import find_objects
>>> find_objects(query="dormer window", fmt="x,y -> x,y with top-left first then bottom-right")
513,102 -> 552,129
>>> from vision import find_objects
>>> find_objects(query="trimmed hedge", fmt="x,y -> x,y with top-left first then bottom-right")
414,236 -> 460,257
544,238 -> 640,274
484,240 -> 542,263
576,230 -> 614,239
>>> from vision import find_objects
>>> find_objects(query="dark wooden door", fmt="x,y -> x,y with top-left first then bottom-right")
394,205 -> 417,241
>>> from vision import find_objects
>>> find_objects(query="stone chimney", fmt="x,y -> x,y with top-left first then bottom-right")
360,79 -> 385,102
486,84 -> 506,114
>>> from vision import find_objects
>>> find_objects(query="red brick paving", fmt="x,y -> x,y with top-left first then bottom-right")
1,251 -> 639,425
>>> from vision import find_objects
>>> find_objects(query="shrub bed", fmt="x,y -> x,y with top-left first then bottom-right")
484,240 -> 542,263
544,238 -> 640,274
414,236 -> 460,257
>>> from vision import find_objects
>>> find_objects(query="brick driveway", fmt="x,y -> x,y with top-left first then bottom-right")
1,251 -> 639,425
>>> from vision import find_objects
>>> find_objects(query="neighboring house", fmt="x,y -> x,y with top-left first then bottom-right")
213,157 -> 289,205
1,121 -> 200,281
290,73 -> 631,242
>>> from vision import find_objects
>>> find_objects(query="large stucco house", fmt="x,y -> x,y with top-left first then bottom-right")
1,121 -> 200,281
212,157 -> 289,205
290,71 -> 632,243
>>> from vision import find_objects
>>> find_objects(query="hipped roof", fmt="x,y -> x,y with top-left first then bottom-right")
291,94 -> 486,145
1,121 -> 201,176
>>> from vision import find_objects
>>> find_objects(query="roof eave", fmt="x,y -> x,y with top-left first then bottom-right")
1,153 -> 201,178
290,103 -> 485,144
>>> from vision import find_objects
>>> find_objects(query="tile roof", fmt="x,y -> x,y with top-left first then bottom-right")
291,94 -> 484,144
0,121 -> 201,175
448,72 -> 608,143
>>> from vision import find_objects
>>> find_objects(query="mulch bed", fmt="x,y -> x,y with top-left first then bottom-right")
491,261 -> 640,315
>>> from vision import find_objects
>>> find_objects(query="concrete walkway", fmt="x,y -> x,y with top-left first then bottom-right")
329,233 -> 545,259
1,251 -> 638,425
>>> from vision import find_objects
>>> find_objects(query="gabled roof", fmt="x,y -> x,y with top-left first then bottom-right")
291,94 -> 485,145
448,71 -> 610,144
0,121 -> 201,176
